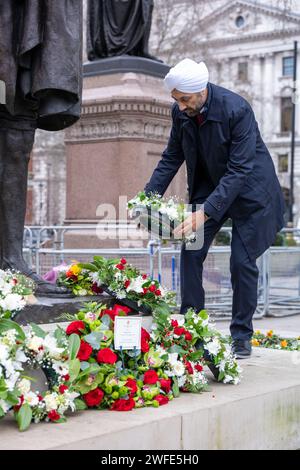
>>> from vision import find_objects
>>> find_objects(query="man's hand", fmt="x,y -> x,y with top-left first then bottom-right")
173,210 -> 209,239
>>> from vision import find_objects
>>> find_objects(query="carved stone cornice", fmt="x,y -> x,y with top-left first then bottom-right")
65,99 -> 172,144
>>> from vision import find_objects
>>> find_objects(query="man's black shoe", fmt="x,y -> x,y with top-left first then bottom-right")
232,339 -> 252,359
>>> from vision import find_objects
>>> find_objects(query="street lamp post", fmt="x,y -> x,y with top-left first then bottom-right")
289,40 -> 298,224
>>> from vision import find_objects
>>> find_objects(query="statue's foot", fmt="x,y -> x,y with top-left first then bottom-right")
1,259 -> 75,298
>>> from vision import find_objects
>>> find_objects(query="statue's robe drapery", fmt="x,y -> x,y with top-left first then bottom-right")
0,0 -> 82,131
87,0 -> 154,60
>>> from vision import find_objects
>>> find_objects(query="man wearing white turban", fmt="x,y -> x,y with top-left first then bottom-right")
144,58 -> 285,359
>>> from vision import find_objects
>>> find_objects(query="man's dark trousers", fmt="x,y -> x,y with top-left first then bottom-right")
180,215 -> 259,341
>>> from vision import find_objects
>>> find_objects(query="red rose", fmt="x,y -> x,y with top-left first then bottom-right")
66,320 -> 85,336
124,280 -> 130,289
83,388 -> 104,407
195,364 -> 203,372
97,348 -> 118,364
143,370 -> 159,385
142,274 -> 147,280
48,410 -> 61,422
174,326 -> 186,336
77,341 -> 93,361
155,290 -> 161,296
63,374 -> 70,382
38,395 -> 43,402
116,264 -> 125,270
149,285 -> 156,293
141,328 -> 150,342
126,379 -> 138,398
141,339 -> 150,353
113,304 -> 131,315
120,258 -> 127,265
171,319 -> 179,328
185,331 -> 193,341
159,378 -> 172,393
91,283 -> 103,294
185,361 -> 194,375
111,398 -> 135,411
14,395 -> 24,412
154,394 -> 169,406
59,385 -> 68,394
143,287 -> 148,294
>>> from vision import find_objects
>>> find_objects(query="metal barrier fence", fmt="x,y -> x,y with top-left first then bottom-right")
23,225 -> 300,318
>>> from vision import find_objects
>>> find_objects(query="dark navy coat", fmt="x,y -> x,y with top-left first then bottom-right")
145,83 -> 285,261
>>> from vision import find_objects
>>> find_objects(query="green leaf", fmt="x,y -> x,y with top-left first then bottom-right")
83,331 -> 104,349
69,358 -> 81,382
29,323 -> 46,339
16,404 -> 32,432
172,377 -> 180,398
74,398 -> 88,411
69,334 -> 80,360
0,319 -> 25,341
78,263 -> 98,272
77,364 -> 101,379
6,392 -> 19,406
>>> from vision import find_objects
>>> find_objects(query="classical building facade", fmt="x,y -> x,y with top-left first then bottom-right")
151,0 -> 300,226
28,0 -> 300,229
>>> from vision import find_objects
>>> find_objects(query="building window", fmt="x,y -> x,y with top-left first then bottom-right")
278,154 -> 289,173
282,57 -> 294,77
235,15 -> 245,28
281,97 -> 293,133
238,62 -> 248,81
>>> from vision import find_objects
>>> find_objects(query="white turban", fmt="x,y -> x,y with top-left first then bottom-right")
164,58 -> 209,93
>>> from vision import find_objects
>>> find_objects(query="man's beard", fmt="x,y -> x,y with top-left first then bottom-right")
184,102 -> 204,117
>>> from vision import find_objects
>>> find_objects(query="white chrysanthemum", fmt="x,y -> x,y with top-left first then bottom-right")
43,335 -> 64,359
24,391 -> 40,407
27,335 -> 44,353
205,338 -> 221,356
171,361 -> 185,377
127,276 -> 144,294
0,293 -> 25,312
18,378 -> 31,394
44,393 -> 58,411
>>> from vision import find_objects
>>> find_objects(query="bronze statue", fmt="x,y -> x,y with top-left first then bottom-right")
87,0 -> 155,60
0,0 -> 82,297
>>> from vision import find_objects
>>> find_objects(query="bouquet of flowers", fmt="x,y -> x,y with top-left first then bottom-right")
0,319 -> 79,431
128,191 -> 195,242
150,308 -> 241,386
58,256 -> 176,316
0,269 -> 35,319
185,309 -> 242,384
57,263 -> 103,297
252,330 -> 300,351
62,302 -> 174,410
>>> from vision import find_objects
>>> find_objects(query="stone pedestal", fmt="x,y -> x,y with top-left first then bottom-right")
64,58 -> 187,248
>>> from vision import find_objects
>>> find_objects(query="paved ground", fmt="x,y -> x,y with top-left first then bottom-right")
216,313 -> 300,338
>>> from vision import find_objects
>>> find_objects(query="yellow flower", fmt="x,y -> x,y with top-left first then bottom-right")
252,339 -> 260,347
255,330 -> 261,335
267,330 -> 273,338
70,264 -> 81,276
281,340 -> 288,349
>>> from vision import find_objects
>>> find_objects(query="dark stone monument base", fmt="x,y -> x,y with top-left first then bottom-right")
83,56 -> 170,78
14,294 -> 114,325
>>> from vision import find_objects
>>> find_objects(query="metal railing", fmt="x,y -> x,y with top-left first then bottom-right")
23,225 -> 300,319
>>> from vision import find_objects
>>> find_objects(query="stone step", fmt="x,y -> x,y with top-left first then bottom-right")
1,348 -> 300,450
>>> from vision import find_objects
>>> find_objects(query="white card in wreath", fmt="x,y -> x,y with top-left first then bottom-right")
114,316 -> 142,350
